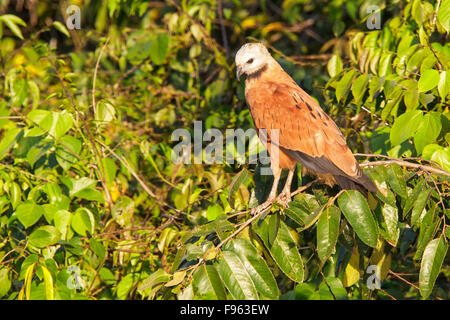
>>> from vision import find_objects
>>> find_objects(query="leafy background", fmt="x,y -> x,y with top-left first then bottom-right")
0,0 -> 448,300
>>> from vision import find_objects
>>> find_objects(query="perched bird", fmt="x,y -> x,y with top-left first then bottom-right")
235,43 -> 376,209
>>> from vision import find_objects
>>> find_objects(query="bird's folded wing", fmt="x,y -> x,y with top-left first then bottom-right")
246,82 -> 360,179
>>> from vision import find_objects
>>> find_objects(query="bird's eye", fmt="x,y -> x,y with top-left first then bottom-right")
247,58 -> 254,64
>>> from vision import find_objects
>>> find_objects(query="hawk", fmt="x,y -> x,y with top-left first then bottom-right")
235,43 -> 376,208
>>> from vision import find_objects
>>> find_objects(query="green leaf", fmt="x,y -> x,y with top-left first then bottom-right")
351,73 -> 369,105
295,282 -> 318,300
150,33 -> 169,65
430,147 -> 450,172
414,206 -> 438,260
327,54 -> 343,77
228,168 -> 249,209
378,53 -> 393,77
217,250 -> 259,300
40,266 -> 54,300
26,139 -> 53,168
390,110 -> 423,146
52,21 -> 70,37
410,189 -> 431,227
253,218 -> 304,282
206,203 -> 223,222
15,201 -> 45,228
418,69 -> 440,93
74,188 -> 105,203
386,164 -> 407,198
268,213 -> 280,246
380,204 -> 399,247
27,110 -> 73,139
117,273 -> 139,300
337,190 -> 378,248
192,264 -> 227,300
0,127 -> 22,160
342,247 -> 360,287
229,238 -> 280,299
437,0 -> 450,32
95,100 -> 116,123
336,69 -> 356,102
138,269 -> 169,293
0,14 -> 26,40
0,268 -> 11,298
419,237 -> 448,299
319,277 -> 348,300
413,112 -> 442,155
62,177 -> 97,197
102,157 -> 117,184
403,179 -> 426,217
56,135 -> 81,171
89,238 -> 106,261
53,209 -> 71,240
437,71 -> 450,99
317,206 -> 341,262
71,208 -> 95,236
29,226 -> 61,248
10,182 -> 21,210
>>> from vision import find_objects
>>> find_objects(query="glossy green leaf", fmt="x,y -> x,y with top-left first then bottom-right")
317,205 -> 341,262
419,237 -> 448,299
410,189 -> 431,227
337,190 -> 378,248
380,204 -> 399,246
254,218 -> 304,282
414,206 -> 438,260
229,238 -> 280,299
192,264 -> 227,299
386,164 -> 407,198
217,250 -> 259,300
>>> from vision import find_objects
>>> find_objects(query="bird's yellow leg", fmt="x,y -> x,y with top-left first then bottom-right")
277,168 -> 295,207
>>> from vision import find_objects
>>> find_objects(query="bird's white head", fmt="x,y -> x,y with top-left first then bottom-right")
235,43 -> 271,79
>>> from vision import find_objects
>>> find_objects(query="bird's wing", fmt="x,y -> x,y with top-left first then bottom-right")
246,81 -> 375,191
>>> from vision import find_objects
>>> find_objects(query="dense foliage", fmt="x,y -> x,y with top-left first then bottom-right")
0,0 -> 448,300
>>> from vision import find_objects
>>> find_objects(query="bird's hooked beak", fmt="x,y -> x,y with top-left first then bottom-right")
236,65 -> 243,80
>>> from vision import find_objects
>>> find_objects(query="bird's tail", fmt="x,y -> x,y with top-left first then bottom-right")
334,173 -> 377,198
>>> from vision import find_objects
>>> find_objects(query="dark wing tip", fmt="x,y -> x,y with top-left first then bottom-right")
280,147 -> 378,196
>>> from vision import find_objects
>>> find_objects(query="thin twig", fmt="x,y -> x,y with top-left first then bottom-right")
217,0 -> 229,56
216,179 -> 318,250
355,154 -> 450,177
92,38 -> 110,116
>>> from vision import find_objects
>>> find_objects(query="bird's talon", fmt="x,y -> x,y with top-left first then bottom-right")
276,192 -> 291,208
250,199 -> 275,216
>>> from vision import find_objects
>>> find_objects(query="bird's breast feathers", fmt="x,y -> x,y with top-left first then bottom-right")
245,72 -> 360,178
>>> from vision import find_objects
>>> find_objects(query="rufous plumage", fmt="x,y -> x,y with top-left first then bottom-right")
235,43 -> 376,209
